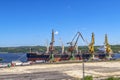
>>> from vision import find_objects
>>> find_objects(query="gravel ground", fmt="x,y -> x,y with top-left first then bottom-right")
0,61 -> 120,80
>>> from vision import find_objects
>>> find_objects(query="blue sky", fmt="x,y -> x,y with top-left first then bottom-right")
0,0 -> 120,47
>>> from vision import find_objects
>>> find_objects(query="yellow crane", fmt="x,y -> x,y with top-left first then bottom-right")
104,34 -> 112,58
88,32 -> 95,59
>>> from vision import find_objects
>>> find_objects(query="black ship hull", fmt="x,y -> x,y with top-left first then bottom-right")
27,53 -> 107,62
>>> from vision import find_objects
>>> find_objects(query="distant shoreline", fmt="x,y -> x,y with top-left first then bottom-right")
0,45 -> 120,53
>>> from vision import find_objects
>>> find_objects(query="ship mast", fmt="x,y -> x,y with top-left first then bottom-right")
59,38 -> 64,54
46,40 -> 49,54
29,48 -> 32,53
75,44 -> 78,54
62,43 -> 64,54
88,32 -> 95,59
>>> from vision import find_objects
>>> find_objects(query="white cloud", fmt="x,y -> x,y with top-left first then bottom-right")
55,31 -> 59,35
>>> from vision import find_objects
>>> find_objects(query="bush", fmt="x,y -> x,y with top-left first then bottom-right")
82,76 -> 93,80
105,77 -> 120,80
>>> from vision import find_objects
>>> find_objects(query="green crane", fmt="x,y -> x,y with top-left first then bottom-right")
49,29 -> 55,62
67,32 -> 85,60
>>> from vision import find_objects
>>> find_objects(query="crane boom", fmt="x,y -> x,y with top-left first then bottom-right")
49,29 -> 55,52
104,34 -> 112,53
49,29 -> 55,62
67,32 -> 85,52
67,32 -> 85,60
88,32 -> 95,54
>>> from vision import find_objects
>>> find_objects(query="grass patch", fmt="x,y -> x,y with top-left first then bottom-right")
81,76 -> 93,80
105,77 -> 120,80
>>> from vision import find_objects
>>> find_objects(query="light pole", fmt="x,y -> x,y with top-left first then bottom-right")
82,53 -> 85,80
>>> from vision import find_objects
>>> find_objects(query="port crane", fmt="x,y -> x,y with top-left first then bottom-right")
67,32 -> 85,60
104,34 -> 113,58
88,32 -> 95,59
49,29 -> 55,61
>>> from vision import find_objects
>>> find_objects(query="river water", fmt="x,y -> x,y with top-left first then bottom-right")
0,53 -> 120,63
0,53 -> 27,63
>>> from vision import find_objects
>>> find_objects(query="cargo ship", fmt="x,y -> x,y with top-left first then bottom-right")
27,30 -> 113,62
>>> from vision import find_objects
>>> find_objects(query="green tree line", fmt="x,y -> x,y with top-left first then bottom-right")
0,45 -> 120,53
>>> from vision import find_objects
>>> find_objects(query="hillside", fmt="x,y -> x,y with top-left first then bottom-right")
0,45 -> 120,53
